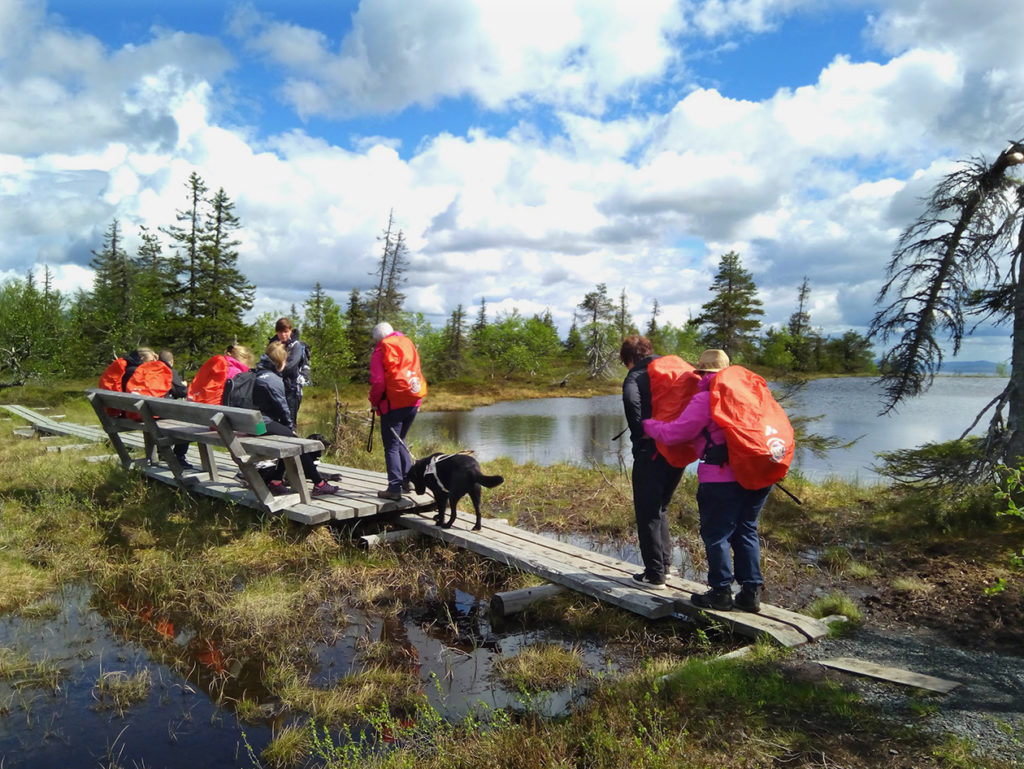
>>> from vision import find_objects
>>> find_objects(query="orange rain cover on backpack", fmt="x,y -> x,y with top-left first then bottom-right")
97,358 -> 129,416
123,360 -> 174,420
647,355 -> 702,468
188,355 -> 230,405
708,366 -> 794,490
382,335 -> 427,408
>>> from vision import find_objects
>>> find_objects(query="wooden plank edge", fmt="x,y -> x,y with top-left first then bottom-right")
817,657 -> 961,694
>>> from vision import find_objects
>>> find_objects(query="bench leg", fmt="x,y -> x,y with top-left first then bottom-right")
199,444 -> 220,482
282,457 -> 312,504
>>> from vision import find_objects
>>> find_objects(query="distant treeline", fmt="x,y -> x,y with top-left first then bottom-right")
0,176 -> 875,390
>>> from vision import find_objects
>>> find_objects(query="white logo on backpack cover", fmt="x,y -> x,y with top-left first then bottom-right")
766,436 -> 787,463
407,371 -> 422,395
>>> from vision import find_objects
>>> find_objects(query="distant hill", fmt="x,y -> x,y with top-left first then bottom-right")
937,360 -> 1005,375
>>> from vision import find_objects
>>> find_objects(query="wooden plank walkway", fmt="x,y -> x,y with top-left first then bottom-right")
4,404 -> 831,646
395,512 -> 830,647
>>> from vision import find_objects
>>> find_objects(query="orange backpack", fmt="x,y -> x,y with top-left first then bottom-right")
708,366 -> 794,490
188,355 -> 231,405
647,355 -> 702,468
381,335 -> 427,408
97,358 -> 129,416
122,360 -> 174,420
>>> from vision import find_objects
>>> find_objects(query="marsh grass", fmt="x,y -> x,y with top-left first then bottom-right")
0,648 -> 66,692
891,576 -> 936,595
805,591 -> 864,628
492,642 -> 586,693
273,665 -> 423,725
261,723 -> 311,769
223,574 -> 307,638
93,668 -> 152,715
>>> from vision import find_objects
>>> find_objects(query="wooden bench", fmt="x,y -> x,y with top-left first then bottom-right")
85,388 -> 324,513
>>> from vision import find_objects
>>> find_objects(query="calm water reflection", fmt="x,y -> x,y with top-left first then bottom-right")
415,376 -> 1009,483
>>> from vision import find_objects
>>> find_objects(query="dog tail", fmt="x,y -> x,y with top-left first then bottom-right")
478,473 -> 504,488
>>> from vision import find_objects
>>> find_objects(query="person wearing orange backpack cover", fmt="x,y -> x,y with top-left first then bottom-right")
368,322 -> 427,501
620,334 -> 684,589
643,349 -> 771,613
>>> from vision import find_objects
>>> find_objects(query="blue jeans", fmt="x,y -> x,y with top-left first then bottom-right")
696,481 -> 771,590
381,406 -> 417,491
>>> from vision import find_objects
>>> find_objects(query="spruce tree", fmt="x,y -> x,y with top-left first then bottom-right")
440,303 -> 467,376
578,283 -> 617,377
614,287 -> 634,338
196,187 -> 254,356
786,277 -> 817,371
368,209 -> 408,323
303,282 -> 352,385
86,219 -> 140,360
345,287 -> 373,379
695,251 -> 764,359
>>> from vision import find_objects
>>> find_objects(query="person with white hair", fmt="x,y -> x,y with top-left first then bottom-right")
368,322 -> 428,500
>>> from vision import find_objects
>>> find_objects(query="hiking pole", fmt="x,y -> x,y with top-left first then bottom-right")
366,410 -> 375,453
612,425 -> 628,441
774,482 -> 802,505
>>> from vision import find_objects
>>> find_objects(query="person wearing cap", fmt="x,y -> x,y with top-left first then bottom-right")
642,349 -> 771,612
620,334 -> 683,589
368,322 -> 427,501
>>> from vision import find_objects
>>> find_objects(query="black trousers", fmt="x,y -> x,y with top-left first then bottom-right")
632,449 -> 683,580
261,419 -> 322,485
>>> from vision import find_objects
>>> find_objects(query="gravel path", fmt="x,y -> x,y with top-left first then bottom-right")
790,624 -> 1024,766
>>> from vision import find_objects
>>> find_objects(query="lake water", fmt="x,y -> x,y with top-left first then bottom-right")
415,376 -> 1009,484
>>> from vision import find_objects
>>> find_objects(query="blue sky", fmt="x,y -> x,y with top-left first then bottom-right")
2,0 -> 1023,361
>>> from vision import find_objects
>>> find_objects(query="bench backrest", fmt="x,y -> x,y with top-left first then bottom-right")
86,388 -> 267,435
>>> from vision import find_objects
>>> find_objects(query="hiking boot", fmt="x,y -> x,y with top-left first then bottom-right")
312,481 -> 340,497
632,572 -> 667,590
690,588 -> 734,611
735,585 -> 762,613
377,488 -> 402,501
267,480 -> 288,496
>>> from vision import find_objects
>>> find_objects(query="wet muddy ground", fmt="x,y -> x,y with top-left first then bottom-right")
0,532 -> 681,768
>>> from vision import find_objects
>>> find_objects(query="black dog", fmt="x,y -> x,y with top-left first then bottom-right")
406,452 -> 504,531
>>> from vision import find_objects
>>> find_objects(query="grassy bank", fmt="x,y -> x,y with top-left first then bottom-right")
0,381 -> 1021,768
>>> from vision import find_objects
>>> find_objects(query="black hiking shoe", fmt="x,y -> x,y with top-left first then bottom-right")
690,588 -> 734,611
632,572 -> 667,590
312,481 -> 340,497
735,585 -> 762,613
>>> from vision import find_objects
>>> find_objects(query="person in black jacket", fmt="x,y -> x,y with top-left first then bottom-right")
268,317 -> 311,424
253,341 -> 338,497
620,335 -> 683,589
158,350 -> 191,468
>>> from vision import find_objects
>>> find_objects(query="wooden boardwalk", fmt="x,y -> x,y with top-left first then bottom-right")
396,512 -> 829,646
3,404 -> 830,646
1,403 -> 434,524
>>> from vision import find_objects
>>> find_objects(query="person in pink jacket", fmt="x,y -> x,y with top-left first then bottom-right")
643,349 -> 771,613
224,344 -> 253,379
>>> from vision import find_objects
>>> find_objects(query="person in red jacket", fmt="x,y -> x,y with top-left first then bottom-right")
643,349 -> 771,613
368,322 -> 427,500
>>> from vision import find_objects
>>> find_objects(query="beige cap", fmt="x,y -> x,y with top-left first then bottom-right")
695,349 -> 730,372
